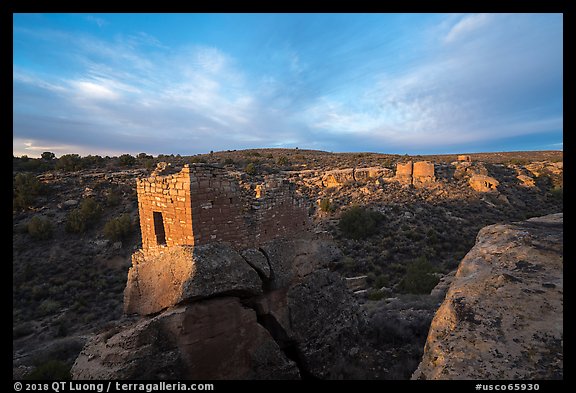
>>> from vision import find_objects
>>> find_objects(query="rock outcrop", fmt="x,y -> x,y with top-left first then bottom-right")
72,236 -> 363,380
468,175 -> 499,192
412,213 -> 563,380
124,245 -> 262,315
321,167 -> 392,188
72,299 -> 300,380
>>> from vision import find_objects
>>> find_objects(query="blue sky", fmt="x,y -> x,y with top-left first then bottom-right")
13,13 -> 563,157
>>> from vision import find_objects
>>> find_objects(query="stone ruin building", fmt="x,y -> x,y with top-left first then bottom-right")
395,161 -> 435,187
457,155 -> 472,162
136,163 -> 310,252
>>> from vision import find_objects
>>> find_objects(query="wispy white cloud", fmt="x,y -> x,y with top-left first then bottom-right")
85,15 -> 108,28
13,14 -> 563,156
444,13 -> 492,43
71,80 -> 120,100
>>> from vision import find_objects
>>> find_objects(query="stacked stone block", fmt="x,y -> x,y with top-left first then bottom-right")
136,164 -> 309,252
395,161 -> 435,187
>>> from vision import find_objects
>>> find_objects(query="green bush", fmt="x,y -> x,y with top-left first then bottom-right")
245,162 -> 256,175
25,360 -> 71,380
104,214 -> 132,241
339,206 -> 382,239
277,156 -> 290,166
398,256 -> 440,294
38,299 -> 61,316
190,156 -> 207,164
65,198 -> 102,233
551,186 -> 563,201
41,151 -> 56,160
224,158 -> 235,165
65,210 -> 86,233
106,192 -> 121,207
13,322 -> 34,339
13,173 -> 43,210
118,154 -> 136,167
319,198 -> 335,213
367,290 -> 385,301
79,198 -> 102,221
56,154 -> 83,171
27,216 -> 53,240
82,155 -> 105,168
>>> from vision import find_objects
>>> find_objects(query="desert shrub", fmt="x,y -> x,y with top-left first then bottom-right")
103,214 -> 132,241
25,360 -> 71,380
105,192 -> 121,207
13,321 -> 34,339
82,155 -> 105,168
339,206 -> 382,240
79,198 -> 102,221
39,299 -> 61,316
508,158 -> 529,166
266,153 -> 274,159
244,151 -> 261,157
319,198 -> 335,213
367,290 -> 385,301
65,198 -> 102,233
374,274 -> 390,289
190,156 -> 207,164
398,256 -> 440,294
224,158 -> 235,165
65,210 -> 86,233
245,162 -> 256,175
277,155 -> 290,166
118,154 -> 136,167
551,186 -> 563,202
56,154 -> 82,171
13,173 -> 43,210
27,216 -> 53,240
41,151 -> 56,160
137,152 -> 153,160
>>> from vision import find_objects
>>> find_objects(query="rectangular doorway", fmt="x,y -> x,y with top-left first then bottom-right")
153,211 -> 167,246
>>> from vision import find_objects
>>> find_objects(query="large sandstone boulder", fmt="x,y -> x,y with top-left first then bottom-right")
322,168 -> 355,187
412,213 -> 563,380
525,161 -> 563,177
72,298 -> 300,380
74,236 -> 362,380
517,174 -> 536,187
124,244 -> 262,315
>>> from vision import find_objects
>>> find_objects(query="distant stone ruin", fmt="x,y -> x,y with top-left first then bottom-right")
395,161 -> 435,187
136,163 -> 310,251
320,167 -> 392,187
469,175 -> 499,192
457,155 -> 472,162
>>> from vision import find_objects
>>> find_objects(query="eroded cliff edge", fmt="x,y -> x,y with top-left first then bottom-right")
71,235 -> 363,379
412,213 -> 563,380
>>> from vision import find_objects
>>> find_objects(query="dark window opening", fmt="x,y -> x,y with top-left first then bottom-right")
153,211 -> 167,246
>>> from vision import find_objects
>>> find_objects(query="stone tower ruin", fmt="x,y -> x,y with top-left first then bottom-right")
136,163 -> 310,251
395,161 -> 435,187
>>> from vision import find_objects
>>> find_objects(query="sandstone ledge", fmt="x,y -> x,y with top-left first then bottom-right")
412,213 -> 563,380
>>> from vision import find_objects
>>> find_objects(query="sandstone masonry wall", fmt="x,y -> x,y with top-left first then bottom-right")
396,161 -> 413,185
395,161 -> 435,187
413,161 -> 435,187
137,164 -> 309,252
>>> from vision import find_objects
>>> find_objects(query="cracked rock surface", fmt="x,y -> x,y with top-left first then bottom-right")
412,213 -> 563,380
71,234 -> 361,379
